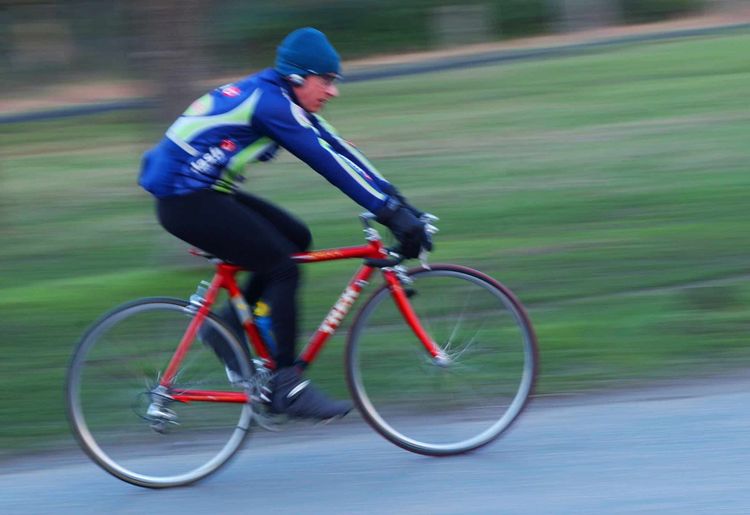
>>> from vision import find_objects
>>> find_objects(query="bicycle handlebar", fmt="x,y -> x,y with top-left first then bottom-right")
360,211 -> 439,268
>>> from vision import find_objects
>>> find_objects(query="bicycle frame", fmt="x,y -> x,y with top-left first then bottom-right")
161,232 -> 444,405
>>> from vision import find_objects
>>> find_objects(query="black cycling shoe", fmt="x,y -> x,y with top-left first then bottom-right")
270,367 -> 352,420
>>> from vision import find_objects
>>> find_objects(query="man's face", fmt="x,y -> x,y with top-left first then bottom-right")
294,74 -> 339,113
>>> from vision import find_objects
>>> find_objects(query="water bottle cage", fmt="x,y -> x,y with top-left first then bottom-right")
188,280 -> 211,311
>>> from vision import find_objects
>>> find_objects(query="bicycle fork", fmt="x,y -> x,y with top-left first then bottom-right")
384,267 -> 450,366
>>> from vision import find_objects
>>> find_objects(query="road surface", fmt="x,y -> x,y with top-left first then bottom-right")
3,378 -> 750,514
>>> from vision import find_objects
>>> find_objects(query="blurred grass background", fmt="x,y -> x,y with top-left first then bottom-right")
2,29 -> 749,455
0,0 -> 750,458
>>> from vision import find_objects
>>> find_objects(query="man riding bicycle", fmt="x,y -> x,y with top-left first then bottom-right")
138,27 -> 431,420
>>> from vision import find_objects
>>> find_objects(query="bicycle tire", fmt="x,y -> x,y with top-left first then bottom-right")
345,264 -> 538,456
66,297 -> 253,488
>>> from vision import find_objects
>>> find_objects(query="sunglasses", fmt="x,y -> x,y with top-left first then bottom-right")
286,61 -> 342,86
316,73 -> 341,86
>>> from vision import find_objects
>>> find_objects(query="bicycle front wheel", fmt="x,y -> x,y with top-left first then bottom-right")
66,298 -> 253,488
346,264 -> 537,456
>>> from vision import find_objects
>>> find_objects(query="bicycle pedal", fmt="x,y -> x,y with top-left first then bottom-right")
146,404 -> 177,422
253,408 -> 287,432
148,414 -> 180,433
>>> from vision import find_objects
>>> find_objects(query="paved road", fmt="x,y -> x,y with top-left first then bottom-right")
3,378 -> 750,514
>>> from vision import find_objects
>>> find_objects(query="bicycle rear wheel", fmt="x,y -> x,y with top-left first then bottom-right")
346,264 -> 537,456
66,298 -> 253,488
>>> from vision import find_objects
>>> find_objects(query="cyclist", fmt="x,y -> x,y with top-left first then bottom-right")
138,27 -> 431,420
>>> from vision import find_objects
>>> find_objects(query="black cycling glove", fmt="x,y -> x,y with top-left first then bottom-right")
376,198 -> 432,259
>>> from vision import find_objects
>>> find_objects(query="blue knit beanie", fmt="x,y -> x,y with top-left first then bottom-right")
275,27 -> 341,78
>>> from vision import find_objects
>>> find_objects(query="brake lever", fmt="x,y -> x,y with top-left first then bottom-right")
418,250 -> 431,270
419,213 -> 439,269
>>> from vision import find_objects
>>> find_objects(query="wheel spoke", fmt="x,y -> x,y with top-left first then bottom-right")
444,294 -> 472,353
449,331 -> 481,362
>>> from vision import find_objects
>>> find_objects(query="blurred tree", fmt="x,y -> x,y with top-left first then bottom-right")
547,0 -> 623,32
432,4 -> 493,47
130,0 -> 208,124
621,0 -> 704,23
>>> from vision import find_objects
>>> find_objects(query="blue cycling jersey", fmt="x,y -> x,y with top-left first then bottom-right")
139,68 -> 394,214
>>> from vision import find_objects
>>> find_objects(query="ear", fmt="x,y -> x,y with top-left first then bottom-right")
287,74 -> 305,86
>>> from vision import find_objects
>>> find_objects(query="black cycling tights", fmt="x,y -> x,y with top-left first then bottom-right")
156,189 -> 312,368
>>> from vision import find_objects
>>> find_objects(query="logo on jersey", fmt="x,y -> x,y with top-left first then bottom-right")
190,146 -> 227,176
220,85 -> 241,97
220,139 -> 237,152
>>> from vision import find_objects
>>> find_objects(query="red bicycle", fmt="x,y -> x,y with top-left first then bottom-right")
66,213 -> 538,488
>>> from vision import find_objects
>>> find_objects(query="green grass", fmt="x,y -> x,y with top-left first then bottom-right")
1,32 -> 749,455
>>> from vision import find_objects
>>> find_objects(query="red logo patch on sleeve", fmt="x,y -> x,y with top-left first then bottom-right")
220,139 -> 237,152
220,85 -> 241,97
